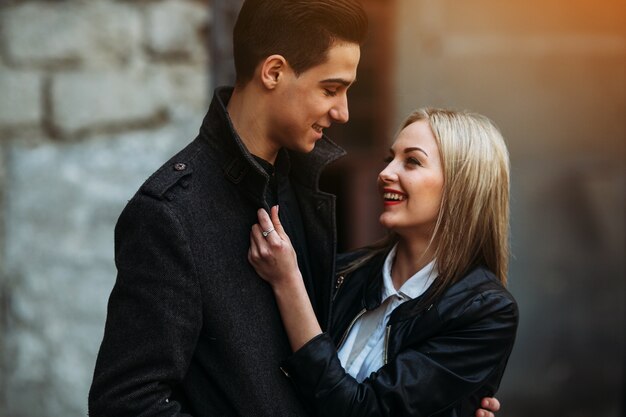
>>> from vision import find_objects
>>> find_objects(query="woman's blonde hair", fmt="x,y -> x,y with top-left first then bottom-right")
341,108 -> 510,304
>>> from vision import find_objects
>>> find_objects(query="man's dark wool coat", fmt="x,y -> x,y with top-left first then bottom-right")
89,87 -> 345,417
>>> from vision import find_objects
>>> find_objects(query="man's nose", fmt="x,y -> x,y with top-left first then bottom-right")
329,95 -> 349,124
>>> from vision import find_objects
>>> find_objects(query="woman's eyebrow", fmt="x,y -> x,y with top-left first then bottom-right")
404,147 -> 429,158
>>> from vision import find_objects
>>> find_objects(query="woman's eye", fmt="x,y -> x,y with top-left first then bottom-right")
406,157 -> 422,167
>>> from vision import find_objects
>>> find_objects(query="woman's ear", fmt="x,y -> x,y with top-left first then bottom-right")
260,54 -> 287,90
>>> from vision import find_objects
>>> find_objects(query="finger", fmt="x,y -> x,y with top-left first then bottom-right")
250,223 -> 269,256
270,205 -> 286,237
248,233 -> 259,263
256,208 -> 275,233
250,223 -> 262,242
485,397 -> 500,412
250,225 -> 262,253
256,208 -> 272,229
481,397 -> 500,412
257,209 -> 285,246
475,411 -> 493,417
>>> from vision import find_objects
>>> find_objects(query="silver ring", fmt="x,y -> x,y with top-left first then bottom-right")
262,228 -> 275,237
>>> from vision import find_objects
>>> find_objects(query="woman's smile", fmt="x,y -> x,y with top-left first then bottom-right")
382,188 -> 407,206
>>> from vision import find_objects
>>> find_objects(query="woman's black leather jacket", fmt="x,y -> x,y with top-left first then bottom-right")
281,251 -> 519,417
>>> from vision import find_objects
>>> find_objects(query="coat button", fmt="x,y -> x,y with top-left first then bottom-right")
174,163 -> 187,171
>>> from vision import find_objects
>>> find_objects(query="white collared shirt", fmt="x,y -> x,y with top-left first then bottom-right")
337,244 -> 437,382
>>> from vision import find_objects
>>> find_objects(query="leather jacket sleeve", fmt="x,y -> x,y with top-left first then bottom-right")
281,291 -> 518,417
89,194 -> 201,417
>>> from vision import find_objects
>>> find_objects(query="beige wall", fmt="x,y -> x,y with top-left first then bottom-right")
394,0 -> 624,155
393,1 -> 625,416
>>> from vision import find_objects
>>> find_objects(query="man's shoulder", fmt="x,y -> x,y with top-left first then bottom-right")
139,137 -> 212,203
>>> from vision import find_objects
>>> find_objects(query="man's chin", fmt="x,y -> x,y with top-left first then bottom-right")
298,138 -> 319,154
296,144 -> 317,154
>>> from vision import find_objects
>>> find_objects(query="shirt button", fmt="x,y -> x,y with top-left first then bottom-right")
174,163 -> 187,171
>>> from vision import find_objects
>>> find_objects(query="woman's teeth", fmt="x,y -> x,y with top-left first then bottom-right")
383,192 -> 406,201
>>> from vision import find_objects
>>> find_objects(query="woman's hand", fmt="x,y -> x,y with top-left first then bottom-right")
476,397 -> 501,417
248,205 -> 322,351
248,206 -> 302,289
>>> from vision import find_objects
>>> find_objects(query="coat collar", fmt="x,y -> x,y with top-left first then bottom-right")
199,87 -> 346,206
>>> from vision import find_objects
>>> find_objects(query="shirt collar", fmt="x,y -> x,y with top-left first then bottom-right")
382,243 -> 438,302
252,149 -> 291,177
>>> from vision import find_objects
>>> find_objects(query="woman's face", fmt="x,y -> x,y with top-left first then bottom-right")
378,120 -> 445,239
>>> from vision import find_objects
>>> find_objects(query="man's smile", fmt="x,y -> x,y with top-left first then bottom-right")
312,123 -> 326,133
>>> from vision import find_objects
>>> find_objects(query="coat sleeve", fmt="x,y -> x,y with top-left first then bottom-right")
280,291 -> 518,417
88,193 -> 202,417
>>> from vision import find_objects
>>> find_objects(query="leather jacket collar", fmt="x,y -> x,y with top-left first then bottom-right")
337,249 -> 441,331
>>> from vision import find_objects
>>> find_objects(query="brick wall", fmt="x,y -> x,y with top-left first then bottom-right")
0,1 -> 211,415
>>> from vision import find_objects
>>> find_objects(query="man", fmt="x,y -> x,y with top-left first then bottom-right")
89,1 -> 501,416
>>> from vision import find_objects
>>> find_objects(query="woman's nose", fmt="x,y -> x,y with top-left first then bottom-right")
378,166 -> 397,183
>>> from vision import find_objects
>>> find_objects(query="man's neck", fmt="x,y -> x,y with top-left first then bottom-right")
227,85 -> 280,164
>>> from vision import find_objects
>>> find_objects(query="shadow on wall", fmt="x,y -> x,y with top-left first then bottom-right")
502,158 -> 624,417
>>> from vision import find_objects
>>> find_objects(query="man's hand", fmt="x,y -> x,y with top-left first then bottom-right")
476,397 -> 500,417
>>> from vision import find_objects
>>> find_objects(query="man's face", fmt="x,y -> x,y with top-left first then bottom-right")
267,41 -> 361,153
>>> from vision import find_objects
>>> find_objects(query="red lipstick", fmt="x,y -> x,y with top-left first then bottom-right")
382,188 -> 407,206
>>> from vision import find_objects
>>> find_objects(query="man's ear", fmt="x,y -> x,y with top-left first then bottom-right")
260,55 -> 287,90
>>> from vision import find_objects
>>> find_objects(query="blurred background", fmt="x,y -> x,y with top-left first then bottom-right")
0,0 -> 623,416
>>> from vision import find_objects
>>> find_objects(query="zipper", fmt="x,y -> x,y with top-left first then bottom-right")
382,304 -> 432,365
337,308 -> 367,350
383,324 -> 391,365
332,274 -> 345,302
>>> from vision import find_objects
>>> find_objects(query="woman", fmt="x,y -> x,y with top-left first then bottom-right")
248,108 -> 518,417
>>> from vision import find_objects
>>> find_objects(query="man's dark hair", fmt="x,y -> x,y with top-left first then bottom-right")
233,0 -> 368,85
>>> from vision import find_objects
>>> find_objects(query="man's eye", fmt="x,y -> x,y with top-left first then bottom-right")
324,89 -> 337,97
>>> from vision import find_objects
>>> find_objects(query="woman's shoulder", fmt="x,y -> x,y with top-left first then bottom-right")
437,266 -> 518,322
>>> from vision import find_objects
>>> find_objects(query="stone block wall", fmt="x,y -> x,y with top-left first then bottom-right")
0,1 -> 212,415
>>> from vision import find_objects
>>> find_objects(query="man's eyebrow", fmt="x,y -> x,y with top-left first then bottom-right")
319,78 -> 353,87
404,147 -> 429,157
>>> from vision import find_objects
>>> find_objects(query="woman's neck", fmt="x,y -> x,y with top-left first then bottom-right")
391,238 -> 436,290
